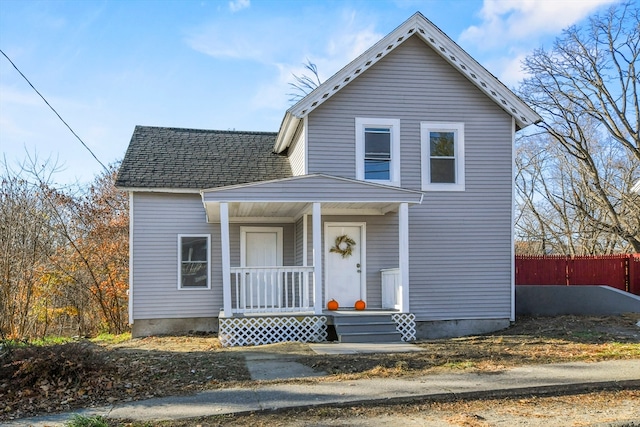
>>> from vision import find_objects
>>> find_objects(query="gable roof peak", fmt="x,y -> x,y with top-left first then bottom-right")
274,11 -> 541,153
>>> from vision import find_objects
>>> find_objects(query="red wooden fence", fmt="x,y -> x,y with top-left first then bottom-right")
515,254 -> 640,295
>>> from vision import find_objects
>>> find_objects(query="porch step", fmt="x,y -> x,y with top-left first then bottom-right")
333,321 -> 399,334
332,313 -> 402,343
338,331 -> 403,343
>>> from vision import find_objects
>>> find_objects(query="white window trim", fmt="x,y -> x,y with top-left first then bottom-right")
421,122 -> 465,191
177,234 -> 211,290
355,117 -> 401,186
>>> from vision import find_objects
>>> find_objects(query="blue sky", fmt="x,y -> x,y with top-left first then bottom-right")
0,0 -> 623,185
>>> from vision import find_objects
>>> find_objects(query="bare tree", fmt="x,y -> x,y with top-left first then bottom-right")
288,59 -> 322,103
516,4 -> 640,254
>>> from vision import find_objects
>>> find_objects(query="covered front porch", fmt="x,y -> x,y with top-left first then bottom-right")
201,174 -> 422,346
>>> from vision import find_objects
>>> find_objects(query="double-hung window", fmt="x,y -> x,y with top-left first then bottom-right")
356,118 -> 400,186
421,122 -> 465,191
178,234 -> 211,289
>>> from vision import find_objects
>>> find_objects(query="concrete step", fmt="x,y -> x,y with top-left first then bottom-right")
331,313 -> 402,343
332,314 -> 396,325
338,331 -> 403,343
334,322 -> 398,334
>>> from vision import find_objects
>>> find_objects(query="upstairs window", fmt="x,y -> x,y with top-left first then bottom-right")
364,127 -> 391,180
178,234 -> 211,289
421,122 -> 465,191
356,118 -> 400,186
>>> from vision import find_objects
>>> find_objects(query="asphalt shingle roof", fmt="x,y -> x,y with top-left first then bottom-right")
115,126 -> 292,190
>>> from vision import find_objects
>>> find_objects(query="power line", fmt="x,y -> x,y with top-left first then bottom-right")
0,48 -> 108,172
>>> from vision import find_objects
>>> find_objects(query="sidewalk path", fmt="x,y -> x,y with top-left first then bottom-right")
7,359 -> 640,426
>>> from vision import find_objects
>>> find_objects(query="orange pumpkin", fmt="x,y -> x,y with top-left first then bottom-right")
327,299 -> 339,310
354,300 -> 366,310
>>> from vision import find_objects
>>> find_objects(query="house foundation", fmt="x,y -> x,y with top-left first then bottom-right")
415,318 -> 511,339
131,317 -> 219,338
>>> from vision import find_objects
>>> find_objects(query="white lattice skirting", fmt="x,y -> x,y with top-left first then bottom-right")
219,315 -> 328,347
392,313 -> 416,341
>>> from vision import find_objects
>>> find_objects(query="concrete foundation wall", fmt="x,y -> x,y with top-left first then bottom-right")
134,316 -> 512,340
132,317 -> 219,338
516,285 -> 640,316
415,318 -> 510,339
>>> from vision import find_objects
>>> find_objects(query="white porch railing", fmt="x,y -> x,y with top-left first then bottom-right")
230,266 -> 314,314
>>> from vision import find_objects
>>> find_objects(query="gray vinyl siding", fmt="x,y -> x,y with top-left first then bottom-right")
288,126 -> 306,176
306,35 -> 514,320
131,192 -> 294,320
202,175 -> 421,202
131,193 -> 220,320
294,216 -> 304,266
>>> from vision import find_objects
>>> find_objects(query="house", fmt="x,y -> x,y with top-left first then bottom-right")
115,12 -> 541,346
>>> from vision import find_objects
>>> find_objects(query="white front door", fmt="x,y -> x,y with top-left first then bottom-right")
241,227 -> 283,308
325,223 -> 365,308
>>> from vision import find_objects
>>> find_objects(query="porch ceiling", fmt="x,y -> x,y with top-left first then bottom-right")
203,200 -> 406,223
200,174 -> 423,223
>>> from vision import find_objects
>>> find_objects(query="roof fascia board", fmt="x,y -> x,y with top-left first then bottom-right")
117,187 -> 202,194
200,173 -> 424,196
204,197 -> 421,204
274,112 -> 301,153
411,19 -> 541,129
284,12 -> 540,133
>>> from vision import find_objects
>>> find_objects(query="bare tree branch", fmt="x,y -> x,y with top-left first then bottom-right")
515,4 -> 640,254
288,59 -> 322,103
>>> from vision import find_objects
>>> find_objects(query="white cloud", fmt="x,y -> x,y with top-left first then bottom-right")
250,63 -> 290,111
187,9 -> 384,114
248,11 -> 384,113
229,0 -> 250,13
482,53 -> 528,88
0,84 -> 42,107
185,16 -> 289,62
457,0 -> 622,87
460,0 -> 620,49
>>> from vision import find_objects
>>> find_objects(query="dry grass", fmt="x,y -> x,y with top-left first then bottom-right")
144,389 -> 640,427
294,314 -> 640,379
2,314 -> 639,421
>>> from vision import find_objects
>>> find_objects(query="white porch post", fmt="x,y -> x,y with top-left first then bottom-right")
302,214 -> 310,309
220,202 -> 232,317
312,203 -> 323,314
399,202 -> 410,312
302,214 -> 308,267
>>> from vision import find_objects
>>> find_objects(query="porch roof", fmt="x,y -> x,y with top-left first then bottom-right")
200,174 -> 423,222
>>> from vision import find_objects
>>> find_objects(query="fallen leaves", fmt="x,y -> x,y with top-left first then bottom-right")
1,315 -> 639,421
0,338 -> 249,421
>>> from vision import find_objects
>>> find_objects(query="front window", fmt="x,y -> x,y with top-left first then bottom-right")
356,118 -> 400,185
429,131 -> 456,183
364,127 -> 391,180
178,234 -> 210,289
421,122 -> 465,191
